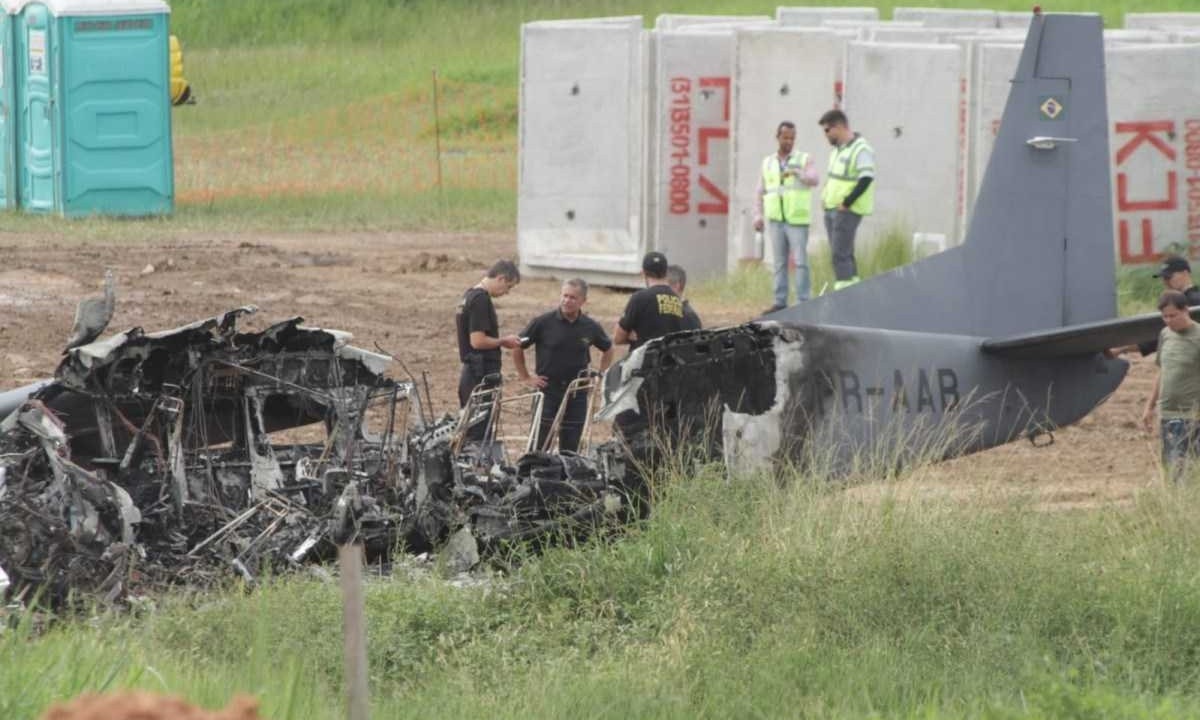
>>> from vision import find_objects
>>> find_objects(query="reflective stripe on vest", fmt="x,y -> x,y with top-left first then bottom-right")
762,151 -> 812,225
822,136 -> 874,215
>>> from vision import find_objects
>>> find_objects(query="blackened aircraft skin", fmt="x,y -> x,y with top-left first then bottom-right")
603,14 -> 1176,474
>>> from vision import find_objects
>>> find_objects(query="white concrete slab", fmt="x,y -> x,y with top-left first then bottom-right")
1124,12 -> 1200,30
951,35 -> 1021,235
1104,29 -> 1172,46
656,14 -> 771,31
728,29 -> 845,269
651,30 -> 736,281
996,11 -> 1033,31
841,41 -> 966,247
823,19 -> 923,41
776,6 -> 878,26
893,7 -> 999,28
967,43 -> 1021,230
1106,43 -> 1200,263
518,17 -> 647,285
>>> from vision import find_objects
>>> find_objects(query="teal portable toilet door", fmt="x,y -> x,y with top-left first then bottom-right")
0,1 -> 14,210
17,2 -> 53,212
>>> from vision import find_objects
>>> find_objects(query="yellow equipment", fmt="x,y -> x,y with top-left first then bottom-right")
170,35 -> 193,106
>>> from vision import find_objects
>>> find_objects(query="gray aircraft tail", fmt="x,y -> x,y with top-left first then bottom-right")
770,13 -> 1115,338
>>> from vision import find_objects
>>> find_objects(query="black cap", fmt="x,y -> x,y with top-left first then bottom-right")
1153,255 -> 1191,278
642,251 -> 668,278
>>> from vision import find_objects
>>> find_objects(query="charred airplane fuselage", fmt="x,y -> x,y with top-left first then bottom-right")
605,323 -> 1127,475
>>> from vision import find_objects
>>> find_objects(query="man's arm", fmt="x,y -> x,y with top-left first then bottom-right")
597,346 -> 614,373
613,325 -> 631,346
511,346 -> 547,389
465,296 -> 519,350
1143,368 -> 1161,432
840,176 -> 873,210
798,155 -> 819,187
470,331 -> 519,351
752,169 -> 766,231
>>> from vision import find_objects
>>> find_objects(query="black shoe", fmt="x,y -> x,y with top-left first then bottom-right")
762,304 -> 786,315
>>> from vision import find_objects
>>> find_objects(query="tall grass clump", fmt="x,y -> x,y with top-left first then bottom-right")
1118,261 -> 1168,317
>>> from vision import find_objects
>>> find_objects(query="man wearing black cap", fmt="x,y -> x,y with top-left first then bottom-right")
1115,255 -> 1200,356
613,251 -> 685,351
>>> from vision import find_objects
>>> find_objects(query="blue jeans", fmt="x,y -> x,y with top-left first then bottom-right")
1161,418 -> 1200,482
769,220 -> 810,307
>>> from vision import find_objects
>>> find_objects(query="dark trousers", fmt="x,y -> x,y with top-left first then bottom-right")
824,208 -> 863,281
1161,418 -> 1200,482
459,356 -> 499,441
540,382 -> 589,453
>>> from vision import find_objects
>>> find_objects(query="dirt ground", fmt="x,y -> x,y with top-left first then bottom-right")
0,230 -> 1163,508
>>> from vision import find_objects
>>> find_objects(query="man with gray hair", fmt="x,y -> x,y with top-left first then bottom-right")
666,264 -> 702,331
513,278 -> 614,452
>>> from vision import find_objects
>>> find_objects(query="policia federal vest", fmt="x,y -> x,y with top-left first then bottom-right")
761,151 -> 812,225
822,135 -> 874,215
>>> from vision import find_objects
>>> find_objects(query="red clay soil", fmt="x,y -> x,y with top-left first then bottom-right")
39,691 -> 261,720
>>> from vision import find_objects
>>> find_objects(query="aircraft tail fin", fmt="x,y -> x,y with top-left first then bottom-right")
770,13 -> 1115,338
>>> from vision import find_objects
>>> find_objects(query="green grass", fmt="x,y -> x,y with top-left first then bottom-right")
154,0 -> 1190,230
9,466 -> 1200,718
689,226 -> 916,312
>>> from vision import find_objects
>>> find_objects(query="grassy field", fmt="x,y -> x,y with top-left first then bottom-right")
8,466 -> 1200,719
153,0 -> 1186,231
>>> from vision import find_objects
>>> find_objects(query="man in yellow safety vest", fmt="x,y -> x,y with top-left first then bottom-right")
754,121 -> 819,314
819,109 -> 875,289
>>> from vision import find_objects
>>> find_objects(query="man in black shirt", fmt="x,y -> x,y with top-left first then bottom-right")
456,260 -> 522,438
512,278 -> 614,452
667,264 -> 702,331
614,251 -> 685,352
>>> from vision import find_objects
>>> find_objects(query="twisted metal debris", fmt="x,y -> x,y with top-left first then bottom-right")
0,307 -> 633,608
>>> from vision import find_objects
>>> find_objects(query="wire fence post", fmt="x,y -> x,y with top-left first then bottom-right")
432,68 -> 444,202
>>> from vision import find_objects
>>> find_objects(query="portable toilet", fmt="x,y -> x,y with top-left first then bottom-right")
0,0 -> 19,210
14,0 -> 172,216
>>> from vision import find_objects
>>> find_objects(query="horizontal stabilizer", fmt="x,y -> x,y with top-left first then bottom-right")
981,308 -> 1200,358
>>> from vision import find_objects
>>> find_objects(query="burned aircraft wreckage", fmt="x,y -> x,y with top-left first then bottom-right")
0,307 -> 634,606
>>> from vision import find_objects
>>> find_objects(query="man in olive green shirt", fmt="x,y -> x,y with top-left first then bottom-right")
1142,290 -> 1200,480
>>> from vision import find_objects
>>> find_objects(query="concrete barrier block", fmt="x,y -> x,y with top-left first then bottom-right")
650,30 -> 736,281
1124,12 -> 1200,30
893,7 -> 999,28
728,29 -> 845,269
656,14 -> 772,31
1106,43 -> 1200,264
776,6 -> 879,26
1104,29 -> 1172,46
996,11 -> 1034,31
842,41 -> 966,247
967,43 -> 1021,229
518,18 -> 647,285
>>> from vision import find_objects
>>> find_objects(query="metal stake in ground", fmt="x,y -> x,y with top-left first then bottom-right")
333,484 -> 370,720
